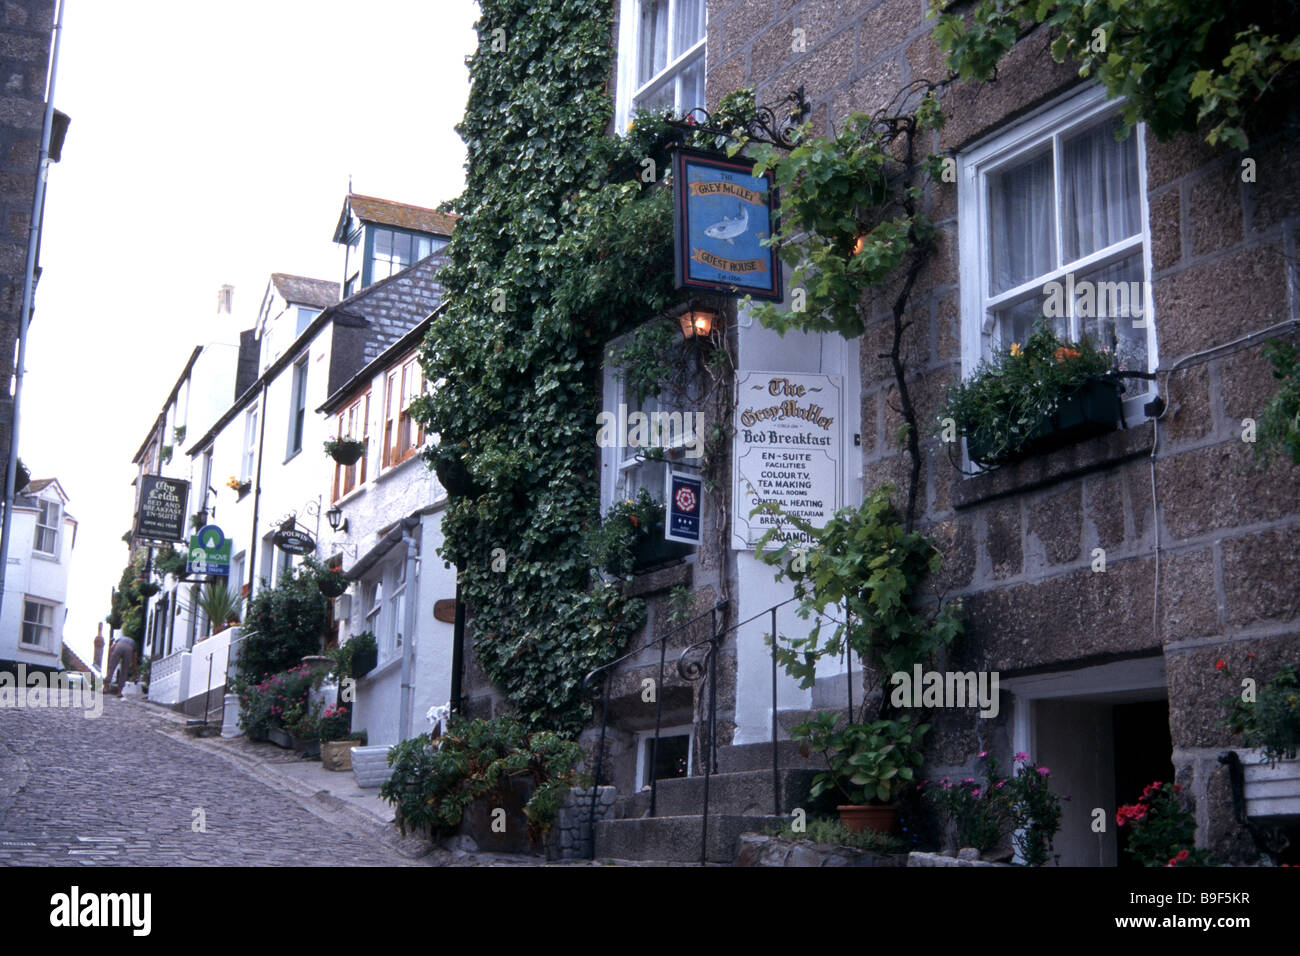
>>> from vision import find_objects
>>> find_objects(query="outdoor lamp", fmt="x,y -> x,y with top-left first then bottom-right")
679,306 -> 716,339
326,505 -> 347,534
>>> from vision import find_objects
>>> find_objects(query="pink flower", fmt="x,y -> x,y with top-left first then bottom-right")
1014,751 -> 1028,763
1036,767 -> 1050,776
972,788 -> 981,797
994,780 -> 1005,789
978,750 -> 988,758
963,777 -> 975,784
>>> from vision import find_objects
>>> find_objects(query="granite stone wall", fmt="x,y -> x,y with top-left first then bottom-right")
708,0 -> 1300,863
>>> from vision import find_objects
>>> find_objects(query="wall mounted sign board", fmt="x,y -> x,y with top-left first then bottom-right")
673,147 -> 782,301
273,528 -> 316,555
732,372 -> 843,549
135,475 -> 190,543
187,524 -> 232,577
666,470 -> 702,544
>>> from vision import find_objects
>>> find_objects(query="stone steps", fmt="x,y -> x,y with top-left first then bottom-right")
595,814 -> 787,863
622,767 -> 815,817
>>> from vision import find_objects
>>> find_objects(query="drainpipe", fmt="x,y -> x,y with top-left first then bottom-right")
246,380 -> 269,600
0,1 -> 63,622
398,517 -> 420,741
449,579 -> 464,715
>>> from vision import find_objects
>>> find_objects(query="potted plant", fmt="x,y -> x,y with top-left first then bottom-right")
589,488 -> 692,577
286,701 -> 322,758
346,631 -> 378,678
318,567 -> 348,599
154,547 -> 186,578
1220,659 -> 1300,818
937,324 -> 1125,468
324,436 -> 366,466
194,583 -> 242,635
226,475 -> 251,497
431,443 -> 478,497
320,703 -> 356,771
792,712 -> 928,833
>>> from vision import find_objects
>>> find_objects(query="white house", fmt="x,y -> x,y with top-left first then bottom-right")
0,478 -> 76,673
317,315 -> 456,746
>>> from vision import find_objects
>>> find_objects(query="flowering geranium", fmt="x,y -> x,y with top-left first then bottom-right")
1116,781 -> 1215,867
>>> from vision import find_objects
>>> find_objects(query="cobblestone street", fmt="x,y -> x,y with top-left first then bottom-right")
0,696 -> 410,866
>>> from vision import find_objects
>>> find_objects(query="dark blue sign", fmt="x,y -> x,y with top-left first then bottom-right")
666,471 -> 702,544
673,147 -> 782,300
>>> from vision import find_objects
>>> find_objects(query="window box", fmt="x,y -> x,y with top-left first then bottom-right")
352,643 -> 378,678
1239,751 -> 1300,820
267,726 -> 294,749
967,376 -> 1125,467
627,521 -> 694,573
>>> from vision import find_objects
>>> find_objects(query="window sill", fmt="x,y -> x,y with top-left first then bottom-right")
360,654 -> 402,683
332,483 -> 368,508
952,422 -> 1154,510
375,454 -> 421,484
624,559 -> 692,598
31,551 -> 59,562
284,448 -> 302,465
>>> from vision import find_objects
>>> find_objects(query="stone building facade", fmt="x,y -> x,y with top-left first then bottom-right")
695,0 -> 1300,865
451,1 -> 1299,863
0,0 -> 55,511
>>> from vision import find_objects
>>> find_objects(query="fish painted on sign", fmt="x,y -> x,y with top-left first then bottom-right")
704,204 -> 749,244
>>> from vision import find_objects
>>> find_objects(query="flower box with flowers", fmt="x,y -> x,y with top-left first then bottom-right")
939,325 -> 1127,468
1218,658 -> 1300,818
591,488 -> 693,577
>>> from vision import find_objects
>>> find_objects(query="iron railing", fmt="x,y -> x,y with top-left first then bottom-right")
582,593 -> 816,864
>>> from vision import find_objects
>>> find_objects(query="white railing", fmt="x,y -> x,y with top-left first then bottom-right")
145,627 -> 242,707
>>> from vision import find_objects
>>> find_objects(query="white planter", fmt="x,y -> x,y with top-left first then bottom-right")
1239,749 -> 1300,819
220,693 -> 243,738
351,745 -> 394,789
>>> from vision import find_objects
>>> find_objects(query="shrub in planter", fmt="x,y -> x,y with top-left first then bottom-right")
237,663 -> 321,739
380,713 -> 586,843
344,632 -> 378,678
238,558 -> 336,678
319,703 -> 352,742
936,324 -> 1124,467
1116,781 -> 1215,867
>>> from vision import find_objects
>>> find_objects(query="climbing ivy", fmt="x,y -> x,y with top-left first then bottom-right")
932,0 -> 1300,148
413,0 -> 699,736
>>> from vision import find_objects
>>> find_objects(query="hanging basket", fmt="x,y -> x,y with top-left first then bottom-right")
325,439 -> 366,466
319,573 -> 348,598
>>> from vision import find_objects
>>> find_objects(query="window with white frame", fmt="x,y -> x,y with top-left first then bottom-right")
386,556 -> 406,658
958,85 -> 1157,420
358,552 -> 406,665
287,357 -> 308,457
615,0 -> 706,132
33,499 -> 60,556
599,328 -> 702,513
382,355 -> 423,469
241,406 -> 259,482
363,579 -> 382,638
21,597 -> 55,648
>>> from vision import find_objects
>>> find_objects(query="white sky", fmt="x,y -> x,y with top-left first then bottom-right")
22,0 -> 480,664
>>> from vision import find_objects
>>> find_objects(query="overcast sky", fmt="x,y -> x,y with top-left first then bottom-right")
22,0 -> 479,663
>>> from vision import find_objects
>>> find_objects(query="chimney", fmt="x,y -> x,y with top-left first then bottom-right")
217,284 -> 234,314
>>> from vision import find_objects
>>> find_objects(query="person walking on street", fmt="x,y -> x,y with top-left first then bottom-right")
105,635 -> 138,694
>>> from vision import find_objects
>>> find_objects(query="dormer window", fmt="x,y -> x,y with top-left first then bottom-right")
368,228 -> 446,285
34,499 -> 60,556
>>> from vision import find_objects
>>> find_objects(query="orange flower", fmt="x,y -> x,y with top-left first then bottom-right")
1009,342 -> 1023,357
1055,346 -> 1082,362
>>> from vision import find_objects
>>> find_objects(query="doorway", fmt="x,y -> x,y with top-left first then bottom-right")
1005,656 -> 1170,866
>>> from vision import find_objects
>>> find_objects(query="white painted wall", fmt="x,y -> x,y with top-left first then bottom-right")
0,483 -> 75,668
730,304 -> 862,744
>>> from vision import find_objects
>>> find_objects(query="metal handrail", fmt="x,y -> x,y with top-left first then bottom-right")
584,593 -> 809,864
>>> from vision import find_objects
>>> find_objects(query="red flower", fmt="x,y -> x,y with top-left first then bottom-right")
1215,658 -> 1225,671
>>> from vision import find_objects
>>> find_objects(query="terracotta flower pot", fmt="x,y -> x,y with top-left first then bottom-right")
837,803 -> 898,834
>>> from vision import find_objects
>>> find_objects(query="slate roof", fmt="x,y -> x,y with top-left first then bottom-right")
270,273 -> 340,309
187,251 -> 450,457
337,193 -> 457,240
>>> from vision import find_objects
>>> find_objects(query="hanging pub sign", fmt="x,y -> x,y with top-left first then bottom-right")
273,527 -> 316,555
732,372 -> 843,549
134,475 -> 189,543
673,147 -> 782,301
665,469 -> 703,545
187,524 -> 232,577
